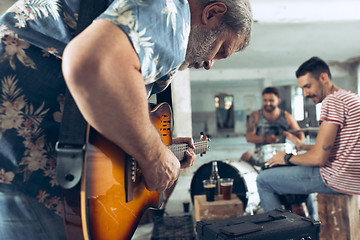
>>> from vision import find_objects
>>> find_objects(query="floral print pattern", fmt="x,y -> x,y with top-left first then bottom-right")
0,35 -> 36,70
0,74 -> 63,215
98,0 -> 190,86
0,0 -> 190,216
8,0 -> 61,29
162,0 -> 178,35
0,168 -> 15,183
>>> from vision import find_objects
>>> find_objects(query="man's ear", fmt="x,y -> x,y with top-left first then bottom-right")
201,2 -> 227,27
277,97 -> 282,105
319,72 -> 329,85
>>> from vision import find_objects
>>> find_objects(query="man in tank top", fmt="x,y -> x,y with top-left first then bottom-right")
241,87 -> 305,163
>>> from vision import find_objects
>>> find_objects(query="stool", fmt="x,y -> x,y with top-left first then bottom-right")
280,194 -> 310,218
194,194 -> 243,221
317,194 -> 360,240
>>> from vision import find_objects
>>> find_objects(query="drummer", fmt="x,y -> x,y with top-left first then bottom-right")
241,86 -> 305,163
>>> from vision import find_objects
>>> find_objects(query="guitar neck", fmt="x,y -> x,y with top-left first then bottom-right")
167,141 -> 208,161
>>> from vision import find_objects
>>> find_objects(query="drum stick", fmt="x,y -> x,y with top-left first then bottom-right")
288,127 -> 319,133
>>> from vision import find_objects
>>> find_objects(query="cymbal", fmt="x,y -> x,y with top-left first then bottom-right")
288,127 -> 320,133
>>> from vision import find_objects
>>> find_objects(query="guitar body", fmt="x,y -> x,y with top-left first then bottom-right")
62,102 -> 208,240
63,103 -> 172,240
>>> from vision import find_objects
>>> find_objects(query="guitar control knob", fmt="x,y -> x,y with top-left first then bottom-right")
131,160 -> 137,182
131,170 -> 136,182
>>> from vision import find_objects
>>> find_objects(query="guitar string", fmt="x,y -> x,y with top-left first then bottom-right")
168,142 -> 208,154
168,146 -> 207,153
168,142 -> 208,151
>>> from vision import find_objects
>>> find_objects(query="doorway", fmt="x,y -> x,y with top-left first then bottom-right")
215,94 -> 234,133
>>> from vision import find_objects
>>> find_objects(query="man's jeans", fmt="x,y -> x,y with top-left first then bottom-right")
0,184 -> 66,240
256,165 -> 343,219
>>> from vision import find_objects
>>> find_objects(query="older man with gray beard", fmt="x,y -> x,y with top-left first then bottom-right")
0,0 -> 252,239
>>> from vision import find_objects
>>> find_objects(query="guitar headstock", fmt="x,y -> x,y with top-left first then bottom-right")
199,132 -> 210,156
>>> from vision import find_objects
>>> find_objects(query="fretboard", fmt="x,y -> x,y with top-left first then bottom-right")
167,140 -> 209,161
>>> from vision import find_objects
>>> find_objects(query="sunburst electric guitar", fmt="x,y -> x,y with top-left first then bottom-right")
61,102 -> 209,240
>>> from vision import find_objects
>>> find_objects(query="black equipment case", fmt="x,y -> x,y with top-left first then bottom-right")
196,208 -> 320,240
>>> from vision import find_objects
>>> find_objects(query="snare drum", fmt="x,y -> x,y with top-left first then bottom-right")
261,143 -> 296,163
244,143 -> 296,166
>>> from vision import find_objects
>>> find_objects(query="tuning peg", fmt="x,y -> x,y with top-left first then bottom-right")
200,132 -> 204,139
200,132 -> 209,141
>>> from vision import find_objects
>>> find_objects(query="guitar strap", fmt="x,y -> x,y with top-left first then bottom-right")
56,0 -> 107,189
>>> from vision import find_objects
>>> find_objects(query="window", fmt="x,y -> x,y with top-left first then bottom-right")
292,87 -> 304,121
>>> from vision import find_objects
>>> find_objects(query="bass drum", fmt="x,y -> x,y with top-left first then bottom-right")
190,160 -> 261,214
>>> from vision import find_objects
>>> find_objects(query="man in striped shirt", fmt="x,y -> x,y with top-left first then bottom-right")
256,56 -> 360,219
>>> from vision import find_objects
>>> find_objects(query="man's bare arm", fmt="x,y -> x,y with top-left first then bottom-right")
288,122 -> 338,166
284,132 -> 314,151
62,20 -> 180,192
247,113 -> 256,132
246,111 -> 267,144
268,121 -> 339,167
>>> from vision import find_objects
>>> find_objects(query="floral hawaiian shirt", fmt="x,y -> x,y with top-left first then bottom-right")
0,0 -> 190,216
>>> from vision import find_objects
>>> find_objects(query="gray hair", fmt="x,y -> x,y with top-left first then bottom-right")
197,0 -> 253,51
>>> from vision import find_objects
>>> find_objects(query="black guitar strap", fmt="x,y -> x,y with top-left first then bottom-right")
56,0 -> 107,189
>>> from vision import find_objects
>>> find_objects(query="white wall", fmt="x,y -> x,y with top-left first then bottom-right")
171,69 -> 193,138
0,0 -> 15,14
191,81 -> 263,137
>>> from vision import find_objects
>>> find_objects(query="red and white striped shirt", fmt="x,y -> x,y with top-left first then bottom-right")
319,89 -> 360,194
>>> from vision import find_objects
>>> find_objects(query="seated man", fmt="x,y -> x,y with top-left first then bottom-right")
257,56 -> 360,220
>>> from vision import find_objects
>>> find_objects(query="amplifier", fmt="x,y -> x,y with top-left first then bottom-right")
196,208 -> 320,240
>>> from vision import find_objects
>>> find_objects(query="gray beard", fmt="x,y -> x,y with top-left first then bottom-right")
180,24 -> 224,71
